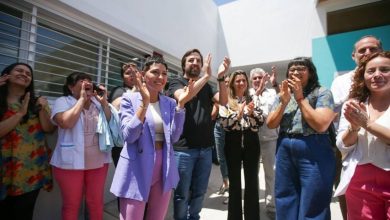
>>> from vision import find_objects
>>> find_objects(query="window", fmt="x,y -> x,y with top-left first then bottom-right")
0,3 -> 23,70
34,23 -> 99,96
0,2 -> 179,99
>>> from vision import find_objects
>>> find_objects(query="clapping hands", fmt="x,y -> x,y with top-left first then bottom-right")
178,79 -> 195,108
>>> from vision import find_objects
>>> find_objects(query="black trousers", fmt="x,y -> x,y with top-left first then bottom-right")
225,130 -> 260,220
0,188 -> 40,220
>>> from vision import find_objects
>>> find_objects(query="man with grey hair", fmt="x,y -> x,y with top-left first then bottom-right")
331,35 -> 383,126
249,67 -> 278,217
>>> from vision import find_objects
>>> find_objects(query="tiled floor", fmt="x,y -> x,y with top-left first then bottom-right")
104,163 -> 343,220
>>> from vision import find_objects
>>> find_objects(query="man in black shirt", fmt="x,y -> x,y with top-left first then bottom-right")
168,49 -> 230,220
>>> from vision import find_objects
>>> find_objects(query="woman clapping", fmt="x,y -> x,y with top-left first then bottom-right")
110,56 -> 193,220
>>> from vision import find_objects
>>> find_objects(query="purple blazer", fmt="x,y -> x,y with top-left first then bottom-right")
110,92 -> 185,201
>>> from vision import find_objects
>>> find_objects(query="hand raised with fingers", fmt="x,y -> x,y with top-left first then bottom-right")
178,79 -> 195,108
279,80 -> 291,105
344,100 -> 368,129
217,56 -> 231,79
94,84 -> 108,105
79,81 -> 88,102
0,74 -> 9,86
288,75 -> 304,101
270,66 -> 277,86
203,53 -> 212,78
237,101 -> 246,119
135,72 -> 150,106
246,100 -> 255,116
36,96 -> 49,107
255,74 -> 268,96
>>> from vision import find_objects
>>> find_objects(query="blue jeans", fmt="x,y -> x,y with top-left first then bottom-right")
275,134 -> 335,220
214,123 -> 228,179
173,147 -> 212,220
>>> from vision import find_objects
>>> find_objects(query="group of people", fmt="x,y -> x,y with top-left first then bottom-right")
0,34 -> 388,220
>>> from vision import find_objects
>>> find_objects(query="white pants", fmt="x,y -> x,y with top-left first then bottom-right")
260,139 -> 276,212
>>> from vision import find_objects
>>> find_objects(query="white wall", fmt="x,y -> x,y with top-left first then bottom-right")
217,0 -> 380,69
217,0 -> 327,67
30,0 -> 227,75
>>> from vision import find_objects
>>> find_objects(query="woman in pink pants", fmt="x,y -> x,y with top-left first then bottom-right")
110,56 -> 193,220
51,71 -> 120,220
335,51 -> 390,220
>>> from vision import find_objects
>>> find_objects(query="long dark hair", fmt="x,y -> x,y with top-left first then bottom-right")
0,62 -> 37,123
286,57 -> 320,96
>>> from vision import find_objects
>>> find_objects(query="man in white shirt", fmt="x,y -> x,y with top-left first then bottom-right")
330,35 -> 383,220
249,67 -> 279,218
331,35 -> 383,129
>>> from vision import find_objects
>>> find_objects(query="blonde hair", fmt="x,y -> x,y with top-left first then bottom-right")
227,70 -> 250,111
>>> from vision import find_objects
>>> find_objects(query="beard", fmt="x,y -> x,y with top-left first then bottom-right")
185,66 -> 201,78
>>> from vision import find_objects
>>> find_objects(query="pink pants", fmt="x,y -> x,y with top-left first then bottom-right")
346,163 -> 390,220
120,150 -> 172,220
53,164 -> 109,220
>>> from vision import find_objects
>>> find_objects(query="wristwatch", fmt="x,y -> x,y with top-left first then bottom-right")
217,76 -> 225,82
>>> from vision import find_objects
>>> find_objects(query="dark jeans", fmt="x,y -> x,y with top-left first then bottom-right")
275,134 -> 336,220
225,130 -> 260,220
0,188 -> 40,220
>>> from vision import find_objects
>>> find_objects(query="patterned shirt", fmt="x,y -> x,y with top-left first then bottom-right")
0,103 -> 53,200
218,96 -> 265,132
271,87 -> 335,135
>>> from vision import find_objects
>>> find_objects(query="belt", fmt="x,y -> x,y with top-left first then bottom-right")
280,132 -> 304,138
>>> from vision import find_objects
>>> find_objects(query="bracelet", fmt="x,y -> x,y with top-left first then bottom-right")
347,125 -> 360,133
217,76 -> 225,82
296,97 -> 304,102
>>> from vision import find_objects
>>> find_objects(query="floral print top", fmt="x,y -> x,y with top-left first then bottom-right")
218,96 -> 265,132
270,86 -> 335,135
0,103 -> 53,200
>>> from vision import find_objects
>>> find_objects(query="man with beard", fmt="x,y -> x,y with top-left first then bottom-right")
168,49 -> 230,220
330,35 -> 383,220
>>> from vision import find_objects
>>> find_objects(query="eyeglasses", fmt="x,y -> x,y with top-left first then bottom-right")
288,67 -> 307,73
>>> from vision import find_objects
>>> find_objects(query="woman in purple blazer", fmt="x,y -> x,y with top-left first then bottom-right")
110,56 -> 193,220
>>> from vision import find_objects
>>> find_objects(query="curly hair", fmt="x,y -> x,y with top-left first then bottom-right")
349,51 -> 390,102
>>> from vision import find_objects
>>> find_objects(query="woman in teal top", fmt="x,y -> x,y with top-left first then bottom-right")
267,57 -> 336,220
